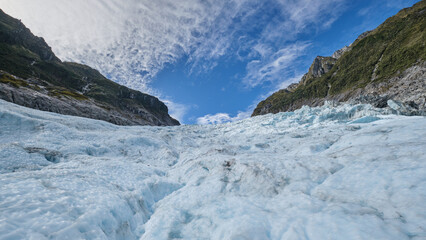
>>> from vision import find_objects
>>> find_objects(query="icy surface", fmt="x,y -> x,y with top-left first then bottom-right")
0,99 -> 425,240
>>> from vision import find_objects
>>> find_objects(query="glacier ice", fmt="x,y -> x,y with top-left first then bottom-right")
0,99 -> 425,239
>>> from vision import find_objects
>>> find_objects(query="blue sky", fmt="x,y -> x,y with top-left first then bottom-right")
0,0 -> 420,124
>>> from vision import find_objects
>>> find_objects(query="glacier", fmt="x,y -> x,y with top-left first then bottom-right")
0,99 -> 425,240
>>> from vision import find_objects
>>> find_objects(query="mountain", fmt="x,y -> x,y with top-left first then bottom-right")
253,0 -> 426,117
0,9 -> 179,126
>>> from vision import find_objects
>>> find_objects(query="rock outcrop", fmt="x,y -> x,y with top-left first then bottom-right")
0,9 -> 179,126
252,1 -> 426,117
331,46 -> 350,59
300,56 -> 337,86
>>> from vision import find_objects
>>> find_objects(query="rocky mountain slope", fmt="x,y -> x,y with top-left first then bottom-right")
0,9 -> 179,126
253,0 -> 426,117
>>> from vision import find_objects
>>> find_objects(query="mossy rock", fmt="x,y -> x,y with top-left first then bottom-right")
0,72 -> 28,88
47,86 -> 88,101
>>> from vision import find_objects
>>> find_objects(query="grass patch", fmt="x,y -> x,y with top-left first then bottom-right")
47,87 -> 88,101
0,72 -> 28,88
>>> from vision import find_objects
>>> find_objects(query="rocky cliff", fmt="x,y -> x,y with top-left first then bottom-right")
0,9 -> 179,126
253,0 -> 426,117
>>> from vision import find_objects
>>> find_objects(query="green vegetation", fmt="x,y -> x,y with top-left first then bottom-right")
0,72 -> 28,88
253,0 -> 426,116
0,9 -> 175,124
47,86 -> 88,101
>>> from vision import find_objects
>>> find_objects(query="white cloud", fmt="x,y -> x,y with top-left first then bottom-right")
0,0 -> 237,91
196,111 -> 251,125
243,42 -> 310,88
278,0 -> 345,32
0,0 -> 346,87
1,0 -> 234,122
241,0 -> 345,88
0,0 -> 347,121
162,100 -> 189,124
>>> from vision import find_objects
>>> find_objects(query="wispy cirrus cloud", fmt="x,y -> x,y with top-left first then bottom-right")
277,0 -> 345,33
241,0 -> 346,88
243,42 -> 310,88
0,0 -> 347,122
0,0 -> 345,85
1,0 -> 233,91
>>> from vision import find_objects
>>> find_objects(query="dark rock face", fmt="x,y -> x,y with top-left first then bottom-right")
349,62 -> 426,115
300,56 -> 337,86
0,71 -> 179,126
0,11 -> 59,62
0,10 -> 179,126
252,1 -> 426,117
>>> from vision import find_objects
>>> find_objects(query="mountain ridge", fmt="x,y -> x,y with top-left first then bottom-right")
252,0 -> 426,117
0,9 -> 179,126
